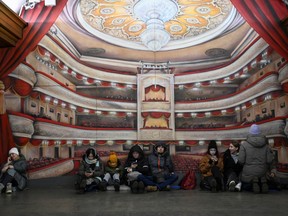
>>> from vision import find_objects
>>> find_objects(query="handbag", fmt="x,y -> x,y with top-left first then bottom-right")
180,170 -> 197,190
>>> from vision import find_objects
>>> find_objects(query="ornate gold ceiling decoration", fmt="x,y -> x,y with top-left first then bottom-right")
77,0 -> 236,50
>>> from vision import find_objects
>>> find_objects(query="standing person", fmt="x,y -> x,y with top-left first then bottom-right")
0,147 -> 28,194
238,124 -> 274,193
123,145 -> 149,193
75,147 -> 106,193
199,140 -> 224,192
138,142 -> 178,192
223,141 -> 243,192
103,151 -> 123,191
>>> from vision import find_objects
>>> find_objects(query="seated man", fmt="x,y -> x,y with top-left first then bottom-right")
138,142 -> 178,191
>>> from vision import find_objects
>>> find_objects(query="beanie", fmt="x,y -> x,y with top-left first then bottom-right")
208,140 -> 217,150
108,152 -> 118,168
9,147 -> 19,155
249,124 -> 260,135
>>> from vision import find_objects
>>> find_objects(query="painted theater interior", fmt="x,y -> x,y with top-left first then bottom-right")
0,0 -> 288,183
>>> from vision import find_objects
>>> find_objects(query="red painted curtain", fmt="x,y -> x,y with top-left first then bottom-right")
0,0 -> 67,164
0,0 -> 68,79
230,0 -> 288,60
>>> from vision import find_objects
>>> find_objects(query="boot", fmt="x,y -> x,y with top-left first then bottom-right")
131,181 -> 138,193
210,179 -> 217,193
261,176 -> 269,193
99,180 -> 107,191
138,181 -> 145,193
252,177 -> 260,193
0,183 -> 5,193
114,180 -> 120,192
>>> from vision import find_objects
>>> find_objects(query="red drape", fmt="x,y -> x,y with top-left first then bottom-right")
0,0 -> 68,79
230,0 -> 288,60
0,0 -> 67,164
0,113 -> 14,164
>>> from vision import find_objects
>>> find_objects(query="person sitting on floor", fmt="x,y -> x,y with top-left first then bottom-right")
199,140 -> 224,192
75,147 -> 106,193
223,141 -> 243,192
0,147 -> 28,194
238,124 -> 274,193
138,142 -> 178,192
123,145 -> 149,193
102,151 -> 123,191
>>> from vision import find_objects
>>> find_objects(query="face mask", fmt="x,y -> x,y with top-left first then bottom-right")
209,148 -> 216,156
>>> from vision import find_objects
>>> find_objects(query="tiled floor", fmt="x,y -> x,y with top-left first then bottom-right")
0,176 -> 287,216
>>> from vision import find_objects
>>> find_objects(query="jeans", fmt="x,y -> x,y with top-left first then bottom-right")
138,173 -> 178,190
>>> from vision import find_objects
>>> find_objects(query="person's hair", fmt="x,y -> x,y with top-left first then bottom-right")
207,140 -> 219,156
231,141 -> 240,151
85,148 -> 97,159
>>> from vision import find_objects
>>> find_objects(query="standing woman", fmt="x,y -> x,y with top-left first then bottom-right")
199,140 -> 224,192
0,147 -> 28,194
223,141 -> 243,191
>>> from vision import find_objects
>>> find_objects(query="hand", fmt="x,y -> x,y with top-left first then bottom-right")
7,157 -> 12,163
127,168 -> 132,172
8,165 -> 14,169
85,172 -> 93,177
131,163 -> 138,168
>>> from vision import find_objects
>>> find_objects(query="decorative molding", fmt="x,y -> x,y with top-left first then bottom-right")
0,2 -> 27,47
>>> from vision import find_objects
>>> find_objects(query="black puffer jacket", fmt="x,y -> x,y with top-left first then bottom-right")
148,143 -> 174,176
223,149 -> 243,182
12,154 -> 28,190
123,145 -> 149,176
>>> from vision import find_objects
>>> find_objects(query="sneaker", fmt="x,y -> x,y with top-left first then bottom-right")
146,185 -> 158,192
131,181 -> 138,193
210,179 -> 217,193
261,177 -> 269,194
252,177 -> 260,193
114,182 -> 120,192
235,182 -> 242,192
138,181 -> 145,193
228,181 -> 236,192
6,183 -> 12,194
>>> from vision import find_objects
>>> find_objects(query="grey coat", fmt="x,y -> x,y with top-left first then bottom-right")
238,134 -> 274,182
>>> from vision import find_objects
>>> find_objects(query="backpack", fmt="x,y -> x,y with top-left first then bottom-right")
180,170 -> 197,190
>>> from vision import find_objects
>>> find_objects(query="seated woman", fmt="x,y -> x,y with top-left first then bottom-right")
223,141 -> 243,191
123,145 -> 149,193
199,140 -> 224,192
0,147 -> 28,194
138,142 -> 178,192
75,147 -> 106,193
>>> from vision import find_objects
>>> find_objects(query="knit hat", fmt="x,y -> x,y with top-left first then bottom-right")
249,124 -> 260,135
9,147 -> 19,155
208,140 -> 217,150
108,152 -> 118,168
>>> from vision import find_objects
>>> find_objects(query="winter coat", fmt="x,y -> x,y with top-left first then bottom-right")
223,149 -> 243,182
123,145 -> 149,176
78,154 -> 104,179
105,159 -> 123,177
199,154 -> 223,178
238,134 -> 274,182
148,145 -> 174,176
11,154 -> 28,190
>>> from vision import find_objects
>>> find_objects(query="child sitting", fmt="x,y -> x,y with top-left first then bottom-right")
103,152 -> 123,191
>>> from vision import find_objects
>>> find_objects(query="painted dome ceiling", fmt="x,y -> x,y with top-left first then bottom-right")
77,0 -> 236,50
